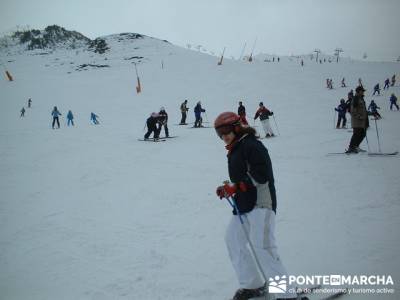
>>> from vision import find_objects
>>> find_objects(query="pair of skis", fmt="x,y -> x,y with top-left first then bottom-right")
327,151 -> 398,156
138,136 -> 178,142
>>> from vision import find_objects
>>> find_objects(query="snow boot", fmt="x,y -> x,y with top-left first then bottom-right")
231,285 -> 266,300
345,147 -> 358,154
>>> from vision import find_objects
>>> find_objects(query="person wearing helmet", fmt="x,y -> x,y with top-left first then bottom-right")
254,102 -> 274,137
214,112 -> 295,300
158,107 -> 169,137
194,101 -> 206,127
335,99 -> 347,128
144,112 -> 161,140
346,86 -> 369,154
372,83 -> 380,96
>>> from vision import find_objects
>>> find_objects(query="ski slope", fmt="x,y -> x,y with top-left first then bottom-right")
1,34 -> 399,300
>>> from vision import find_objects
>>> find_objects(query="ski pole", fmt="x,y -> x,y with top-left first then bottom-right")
333,110 -> 337,129
272,115 -> 280,136
225,196 -> 268,286
365,132 -> 371,153
204,112 -> 209,123
374,118 -> 382,153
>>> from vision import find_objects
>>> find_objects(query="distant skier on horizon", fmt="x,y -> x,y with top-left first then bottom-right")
20,107 -> 25,117
341,77 -> 346,87
391,74 -> 396,86
28,98 -> 32,108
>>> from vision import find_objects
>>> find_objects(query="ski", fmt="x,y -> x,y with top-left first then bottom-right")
368,151 -> 398,156
188,126 -> 212,129
137,138 -> 166,142
173,123 -> 188,126
160,136 -> 178,139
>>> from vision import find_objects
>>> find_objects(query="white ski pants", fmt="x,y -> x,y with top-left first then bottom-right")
261,119 -> 274,136
225,208 -> 296,298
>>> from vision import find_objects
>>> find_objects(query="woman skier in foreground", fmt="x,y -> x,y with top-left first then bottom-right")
214,112 -> 296,300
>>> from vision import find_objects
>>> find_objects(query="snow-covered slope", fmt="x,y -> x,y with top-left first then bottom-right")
1,30 -> 399,300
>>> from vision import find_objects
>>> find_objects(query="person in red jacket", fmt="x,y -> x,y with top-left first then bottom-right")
254,102 -> 275,137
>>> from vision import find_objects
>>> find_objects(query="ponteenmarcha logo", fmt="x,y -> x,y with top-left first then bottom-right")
268,275 -> 287,293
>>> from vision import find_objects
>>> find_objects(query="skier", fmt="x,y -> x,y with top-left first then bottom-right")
254,102 -> 274,137
90,112 -> 99,125
372,83 -> 380,96
51,106 -> 62,129
335,99 -> 347,128
237,101 -> 248,125
20,107 -> 25,117
390,94 -> 399,110
194,101 -> 206,127
391,74 -> 396,86
367,100 -> 381,119
67,110 -> 74,126
346,86 -> 368,154
341,77 -> 346,87
358,78 -> 363,88
28,98 -> 32,108
214,112 -> 296,300
144,112 -> 161,140
180,99 -> 189,125
158,107 -> 169,137
326,78 -> 330,89
383,78 -> 390,90
300,59 -> 304,66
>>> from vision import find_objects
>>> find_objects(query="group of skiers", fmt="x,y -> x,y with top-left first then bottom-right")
333,74 -> 398,154
19,98 -> 100,128
51,107 -> 99,129
144,100 -> 277,140
144,107 -> 169,139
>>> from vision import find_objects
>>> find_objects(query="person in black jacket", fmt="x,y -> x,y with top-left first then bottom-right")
237,101 -> 248,125
158,107 -> 169,137
214,112 -> 295,300
144,112 -> 161,140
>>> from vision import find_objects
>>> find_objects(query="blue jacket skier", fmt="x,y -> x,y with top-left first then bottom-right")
368,100 -> 381,119
335,99 -> 347,128
194,101 -> 206,127
372,83 -> 380,96
51,106 -> 62,129
67,110 -> 74,126
91,112 -> 99,124
383,78 -> 390,90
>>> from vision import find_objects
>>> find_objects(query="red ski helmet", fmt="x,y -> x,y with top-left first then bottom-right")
214,112 -> 241,138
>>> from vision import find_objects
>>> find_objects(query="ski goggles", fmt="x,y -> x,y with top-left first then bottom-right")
215,125 -> 235,138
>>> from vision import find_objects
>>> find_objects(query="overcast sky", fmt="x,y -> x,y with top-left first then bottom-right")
1,0 -> 399,61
